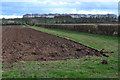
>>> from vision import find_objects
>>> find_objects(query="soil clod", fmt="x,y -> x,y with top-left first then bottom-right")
76,48 -> 82,51
101,60 -> 108,64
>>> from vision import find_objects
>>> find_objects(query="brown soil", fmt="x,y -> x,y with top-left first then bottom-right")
2,26 -> 103,64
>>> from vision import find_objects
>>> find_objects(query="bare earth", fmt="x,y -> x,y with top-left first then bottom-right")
2,26 -> 102,64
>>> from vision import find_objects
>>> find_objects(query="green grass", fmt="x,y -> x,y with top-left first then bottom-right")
2,57 -> 118,78
2,25 -> 119,78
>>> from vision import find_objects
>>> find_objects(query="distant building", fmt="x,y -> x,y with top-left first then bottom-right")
23,14 -> 117,19
7,20 -> 15,23
106,14 -> 117,18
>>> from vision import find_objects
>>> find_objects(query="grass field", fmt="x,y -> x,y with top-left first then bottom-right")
2,25 -> 119,78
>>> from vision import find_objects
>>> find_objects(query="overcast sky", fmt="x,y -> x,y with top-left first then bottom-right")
0,0 -> 119,18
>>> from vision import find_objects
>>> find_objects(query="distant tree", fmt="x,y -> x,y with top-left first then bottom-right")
2,18 -> 5,20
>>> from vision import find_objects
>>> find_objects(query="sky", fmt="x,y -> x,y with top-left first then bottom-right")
0,0 -> 119,18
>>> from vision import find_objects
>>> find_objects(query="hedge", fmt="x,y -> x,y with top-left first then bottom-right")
35,24 -> 119,37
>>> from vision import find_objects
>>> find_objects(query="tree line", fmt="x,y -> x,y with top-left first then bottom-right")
1,15 -> 118,25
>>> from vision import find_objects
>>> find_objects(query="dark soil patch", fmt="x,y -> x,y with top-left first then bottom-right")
2,26 -> 104,66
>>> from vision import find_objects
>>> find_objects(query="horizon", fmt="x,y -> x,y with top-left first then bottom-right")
0,13 -> 118,19
1,0 -> 119,19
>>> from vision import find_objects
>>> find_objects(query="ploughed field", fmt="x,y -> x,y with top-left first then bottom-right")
2,26 -> 104,64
